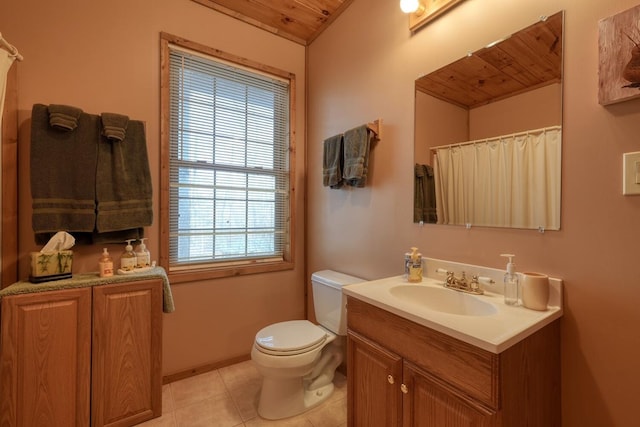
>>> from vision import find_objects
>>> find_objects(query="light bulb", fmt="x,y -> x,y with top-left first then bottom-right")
400,0 -> 420,14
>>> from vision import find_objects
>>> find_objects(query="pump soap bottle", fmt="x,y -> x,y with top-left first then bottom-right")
135,238 -> 151,268
99,248 -> 113,278
408,247 -> 423,283
501,253 -> 519,305
120,240 -> 137,272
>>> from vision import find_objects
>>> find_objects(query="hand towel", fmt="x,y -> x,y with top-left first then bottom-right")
92,227 -> 143,244
35,228 -> 144,246
343,125 -> 374,188
95,119 -> 153,233
414,164 -> 437,223
101,112 -> 129,142
31,104 -> 98,236
48,104 -> 83,131
323,134 -> 344,189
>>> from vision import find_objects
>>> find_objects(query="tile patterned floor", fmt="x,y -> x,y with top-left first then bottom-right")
137,360 -> 347,427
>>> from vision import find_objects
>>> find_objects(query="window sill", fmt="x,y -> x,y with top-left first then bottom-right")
166,260 -> 294,284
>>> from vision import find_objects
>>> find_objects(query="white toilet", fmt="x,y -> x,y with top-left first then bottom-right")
251,270 -> 363,420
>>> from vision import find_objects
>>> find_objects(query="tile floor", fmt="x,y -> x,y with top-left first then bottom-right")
137,360 -> 347,427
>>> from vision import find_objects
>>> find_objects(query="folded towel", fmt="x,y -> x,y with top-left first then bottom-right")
48,104 -> 83,131
101,112 -> 129,142
323,134 -> 344,189
343,125 -> 374,188
95,119 -> 153,233
31,104 -> 98,236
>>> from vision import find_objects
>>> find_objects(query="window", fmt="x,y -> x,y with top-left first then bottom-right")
160,34 -> 295,281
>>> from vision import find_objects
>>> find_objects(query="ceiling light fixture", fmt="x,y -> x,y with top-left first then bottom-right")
400,0 -> 425,16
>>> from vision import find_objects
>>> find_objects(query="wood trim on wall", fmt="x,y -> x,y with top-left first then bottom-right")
158,32 -> 297,284
2,64 -> 18,288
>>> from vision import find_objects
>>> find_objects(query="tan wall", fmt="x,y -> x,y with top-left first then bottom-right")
308,1 -> 640,426
414,91 -> 468,165
470,83 -> 562,139
0,0 -> 306,376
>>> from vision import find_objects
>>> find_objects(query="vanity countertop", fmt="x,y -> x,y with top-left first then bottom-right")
343,275 -> 562,354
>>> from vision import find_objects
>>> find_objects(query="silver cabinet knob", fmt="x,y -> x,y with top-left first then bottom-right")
387,375 -> 395,384
400,384 -> 408,394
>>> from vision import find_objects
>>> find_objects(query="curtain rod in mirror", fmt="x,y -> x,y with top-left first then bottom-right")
429,125 -> 562,151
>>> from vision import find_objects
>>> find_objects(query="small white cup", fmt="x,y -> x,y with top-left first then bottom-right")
521,272 -> 549,311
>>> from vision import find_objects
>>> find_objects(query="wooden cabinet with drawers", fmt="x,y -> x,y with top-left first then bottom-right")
346,296 -> 560,427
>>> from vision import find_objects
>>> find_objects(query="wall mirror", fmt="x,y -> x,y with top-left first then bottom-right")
413,11 -> 563,230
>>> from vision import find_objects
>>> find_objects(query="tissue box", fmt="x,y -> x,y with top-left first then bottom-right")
29,250 -> 73,283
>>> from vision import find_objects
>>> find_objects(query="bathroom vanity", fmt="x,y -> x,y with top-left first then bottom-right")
0,273 -> 169,426
343,263 -> 562,427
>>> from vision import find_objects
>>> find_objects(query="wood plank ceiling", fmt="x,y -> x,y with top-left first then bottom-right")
415,11 -> 563,109
192,0 -> 354,46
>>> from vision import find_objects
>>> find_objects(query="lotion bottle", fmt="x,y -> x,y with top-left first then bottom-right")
120,240 -> 137,272
501,253 -> 519,305
99,248 -> 113,278
408,247 -> 423,283
135,238 -> 151,268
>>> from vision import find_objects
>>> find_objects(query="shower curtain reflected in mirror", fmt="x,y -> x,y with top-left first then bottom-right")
0,50 -> 17,266
434,126 -> 561,230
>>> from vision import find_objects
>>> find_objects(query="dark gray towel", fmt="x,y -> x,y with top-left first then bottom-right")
414,164 -> 437,223
323,134 -> 343,189
95,120 -> 153,233
343,125 -> 374,188
92,228 -> 144,244
101,112 -> 129,142
48,104 -> 83,131
31,104 -> 98,235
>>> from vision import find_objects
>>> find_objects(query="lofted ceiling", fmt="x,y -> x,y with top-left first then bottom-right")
415,11 -> 563,109
192,0 -> 354,46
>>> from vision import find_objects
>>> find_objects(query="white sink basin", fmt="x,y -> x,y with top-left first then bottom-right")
342,270 -> 563,353
389,285 -> 498,316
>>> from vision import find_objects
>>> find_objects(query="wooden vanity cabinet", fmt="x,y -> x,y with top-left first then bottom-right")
0,279 -> 163,427
0,287 -> 91,426
348,331 -> 403,426
92,280 -> 163,427
346,296 -> 560,427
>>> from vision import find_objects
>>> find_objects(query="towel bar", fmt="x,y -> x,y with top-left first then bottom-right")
367,119 -> 382,140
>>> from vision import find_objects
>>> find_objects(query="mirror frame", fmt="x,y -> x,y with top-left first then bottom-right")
413,11 -> 564,230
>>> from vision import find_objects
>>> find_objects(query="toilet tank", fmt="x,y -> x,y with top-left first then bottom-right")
311,270 -> 364,335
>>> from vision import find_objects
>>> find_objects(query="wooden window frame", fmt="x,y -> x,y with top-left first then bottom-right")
159,32 -> 296,284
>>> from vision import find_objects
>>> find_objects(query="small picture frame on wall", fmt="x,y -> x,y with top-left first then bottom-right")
598,4 -> 640,105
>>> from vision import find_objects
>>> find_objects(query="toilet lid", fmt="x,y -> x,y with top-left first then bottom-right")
255,320 -> 327,354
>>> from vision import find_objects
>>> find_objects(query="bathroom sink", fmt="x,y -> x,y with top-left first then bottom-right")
388,285 -> 497,316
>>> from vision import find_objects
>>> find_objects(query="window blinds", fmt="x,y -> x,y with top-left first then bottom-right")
168,46 -> 290,267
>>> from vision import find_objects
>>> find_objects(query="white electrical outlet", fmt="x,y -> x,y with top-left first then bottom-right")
623,152 -> 640,195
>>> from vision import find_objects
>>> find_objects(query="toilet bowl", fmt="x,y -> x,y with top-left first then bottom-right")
251,270 -> 364,420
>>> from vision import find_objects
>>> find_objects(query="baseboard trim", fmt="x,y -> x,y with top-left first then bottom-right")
162,354 -> 251,384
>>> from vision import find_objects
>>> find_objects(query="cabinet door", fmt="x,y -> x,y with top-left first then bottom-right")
403,362 -> 495,427
0,288 -> 91,426
92,279 -> 163,427
348,331 -> 403,427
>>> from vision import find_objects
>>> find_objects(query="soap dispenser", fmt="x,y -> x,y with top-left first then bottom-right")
408,247 -> 423,283
501,253 -> 519,305
99,248 -> 113,278
120,239 -> 137,272
135,238 -> 150,268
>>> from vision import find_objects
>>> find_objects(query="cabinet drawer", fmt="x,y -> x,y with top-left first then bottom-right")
347,297 -> 499,409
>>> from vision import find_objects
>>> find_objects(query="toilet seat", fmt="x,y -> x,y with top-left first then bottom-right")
255,320 -> 327,356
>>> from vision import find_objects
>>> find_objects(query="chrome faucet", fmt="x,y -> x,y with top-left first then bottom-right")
444,271 -> 484,295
